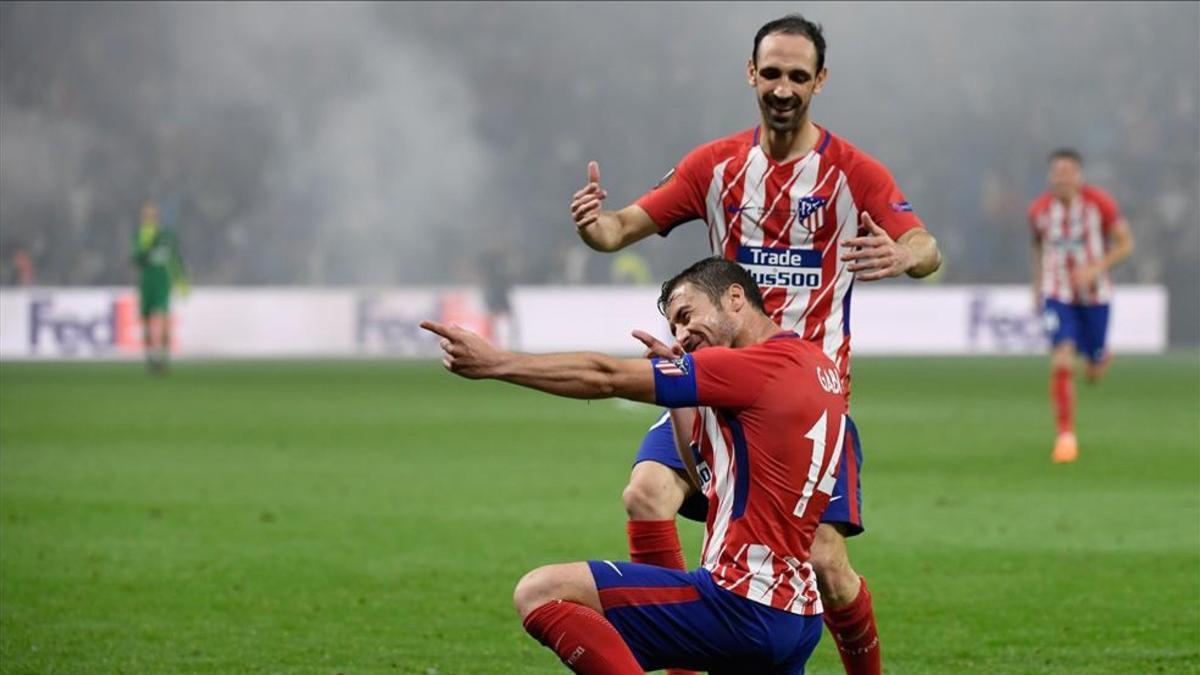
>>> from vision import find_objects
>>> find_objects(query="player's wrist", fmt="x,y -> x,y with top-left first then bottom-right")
488,350 -> 520,380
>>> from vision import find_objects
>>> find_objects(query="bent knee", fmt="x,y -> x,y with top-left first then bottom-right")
513,566 -> 556,619
622,477 -> 682,520
1051,345 -> 1076,370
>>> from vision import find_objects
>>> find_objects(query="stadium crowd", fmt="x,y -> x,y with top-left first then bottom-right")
1,3 -> 1195,339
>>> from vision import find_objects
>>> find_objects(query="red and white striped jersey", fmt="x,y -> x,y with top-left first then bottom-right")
637,126 -> 925,403
651,333 -> 849,616
1028,186 -> 1122,305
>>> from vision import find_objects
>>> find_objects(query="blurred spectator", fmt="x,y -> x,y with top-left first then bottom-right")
610,250 -> 652,285
0,239 -> 36,286
478,245 -> 516,349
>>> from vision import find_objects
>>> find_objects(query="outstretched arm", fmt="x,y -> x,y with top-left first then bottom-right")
570,161 -> 659,252
421,321 -> 657,403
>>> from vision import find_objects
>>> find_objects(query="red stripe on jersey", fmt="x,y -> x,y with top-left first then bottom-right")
598,585 -> 701,609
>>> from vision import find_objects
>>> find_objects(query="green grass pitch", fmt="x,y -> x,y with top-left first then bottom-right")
1,355 -> 1197,674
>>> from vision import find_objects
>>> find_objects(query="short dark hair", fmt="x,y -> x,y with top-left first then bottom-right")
753,14 -> 826,71
1048,148 -> 1084,166
658,257 -> 766,316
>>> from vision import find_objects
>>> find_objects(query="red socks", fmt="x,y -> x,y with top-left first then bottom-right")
522,600 -> 643,674
823,576 -> 881,675
626,519 -> 687,571
1052,366 -> 1074,435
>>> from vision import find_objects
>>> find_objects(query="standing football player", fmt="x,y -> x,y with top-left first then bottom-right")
567,14 -> 941,675
1028,148 -> 1134,463
132,200 -> 188,374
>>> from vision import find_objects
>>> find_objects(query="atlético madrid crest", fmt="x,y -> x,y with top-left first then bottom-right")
655,357 -> 690,377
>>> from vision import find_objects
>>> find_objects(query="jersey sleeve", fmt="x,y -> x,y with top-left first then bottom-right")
1028,196 -> 1046,242
634,144 -> 710,236
848,157 -> 924,240
1090,188 -> 1122,234
652,347 -> 773,409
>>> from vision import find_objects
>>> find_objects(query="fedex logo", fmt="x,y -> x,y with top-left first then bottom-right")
967,293 -> 1045,351
357,291 -> 491,356
28,296 -> 141,356
356,297 -> 438,355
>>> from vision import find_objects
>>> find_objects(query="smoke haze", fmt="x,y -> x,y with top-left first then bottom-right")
1,1 -> 1197,338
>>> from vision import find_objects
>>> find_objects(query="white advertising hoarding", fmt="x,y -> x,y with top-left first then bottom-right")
0,285 -> 1168,360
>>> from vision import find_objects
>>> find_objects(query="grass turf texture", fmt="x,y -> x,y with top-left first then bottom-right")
1,355 -> 1197,674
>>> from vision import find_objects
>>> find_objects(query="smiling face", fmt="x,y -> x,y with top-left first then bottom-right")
748,33 -> 827,134
663,282 -> 740,353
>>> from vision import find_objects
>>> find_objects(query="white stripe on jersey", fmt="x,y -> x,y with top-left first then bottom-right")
734,149 -> 772,249
816,414 -> 848,496
785,558 -> 821,614
700,410 -> 735,571
706,159 -> 734,253
744,544 -> 776,605
819,174 -> 857,359
719,153 -> 761,252
794,411 -> 829,518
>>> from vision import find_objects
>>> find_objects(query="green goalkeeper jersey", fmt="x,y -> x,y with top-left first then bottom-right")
132,223 -> 186,312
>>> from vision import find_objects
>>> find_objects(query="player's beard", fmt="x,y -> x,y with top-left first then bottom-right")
760,94 -> 806,133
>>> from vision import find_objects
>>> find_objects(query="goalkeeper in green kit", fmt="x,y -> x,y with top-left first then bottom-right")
132,200 -> 188,373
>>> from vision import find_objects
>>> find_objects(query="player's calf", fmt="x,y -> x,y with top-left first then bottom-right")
514,563 -> 643,674
810,524 -> 861,608
811,525 -> 881,675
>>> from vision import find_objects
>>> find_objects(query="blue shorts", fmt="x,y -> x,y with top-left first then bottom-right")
635,411 -> 865,535
588,560 -> 822,674
1042,299 -> 1110,363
